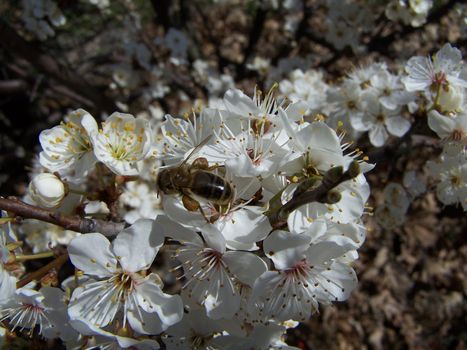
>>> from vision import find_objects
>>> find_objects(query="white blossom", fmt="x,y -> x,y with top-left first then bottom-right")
427,147 -> 467,210
88,113 -> 152,176
428,110 -> 467,144
39,109 -> 97,183
250,231 -> 358,322
402,43 -> 467,92
352,94 -> 411,147
67,219 -> 183,334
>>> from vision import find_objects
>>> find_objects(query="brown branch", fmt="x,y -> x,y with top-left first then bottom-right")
16,253 -> 69,288
0,79 -> 27,93
6,63 -> 95,107
236,5 -> 267,77
0,19 -> 117,113
151,0 -> 172,30
0,197 -> 126,236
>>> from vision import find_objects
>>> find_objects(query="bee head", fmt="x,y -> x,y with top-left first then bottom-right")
156,168 -> 178,194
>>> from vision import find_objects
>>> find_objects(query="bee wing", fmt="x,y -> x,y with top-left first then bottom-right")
179,135 -> 212,167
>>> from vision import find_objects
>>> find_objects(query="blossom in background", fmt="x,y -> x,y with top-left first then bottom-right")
279,69 -> 329,113
375,182 -> 411,230
21,0 -> 66,40
428,110 -> 467,144
19,219 -> 80,254
402,170 -> 426,198
155,28 -> 189,61
385,0 -> 433,27
402,43 -> 467,93
427,146 -> 467,210
120,180 -> 162,224
351,94 -> 411,147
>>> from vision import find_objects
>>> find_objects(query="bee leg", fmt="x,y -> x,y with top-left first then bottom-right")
191,157 -> 209,170
198,206 -> 211,224
182,195 -> 211,223
182,195 -> 200,211
192,157 -> 222,172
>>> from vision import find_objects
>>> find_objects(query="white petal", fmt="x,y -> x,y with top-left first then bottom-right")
204,276 -> 240,320
427,110 -> 456,139
132,276 -> 183,331
223,251 -> 268,286
200,225 -> 226,253
402,56 -> 433,91
263,230 -> 311,270
154,214 -> 202,244
161,196 -> 206,229
80,110 -> 98,136
368,124 -> 388,147
0,269 -> 16,304
68,233 -> 117,277
216,207 -> 271,245
68,282 -> 119,328
112,219 -> 163,272
287,202 -> 328,233
305,241 -> 349,266
385,116 -> 411,137
314,261 -> 358,302
284,101 -> 308,121
297,122 -> 341,154
223,89 -> 260,117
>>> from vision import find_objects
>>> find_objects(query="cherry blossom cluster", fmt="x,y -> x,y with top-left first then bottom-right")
385,0 -> 434,27
20,0 -> 66,40
0,81 -> 374,348
1,23 -> 465,346
278,62 -> 415,147
276,43 -> 466,214
410,44 -> 467,211
324,0 -> 375,52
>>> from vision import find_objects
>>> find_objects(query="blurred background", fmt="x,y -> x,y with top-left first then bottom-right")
0,0 -> 465,349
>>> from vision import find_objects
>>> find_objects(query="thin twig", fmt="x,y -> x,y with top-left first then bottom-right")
0,197 -> 126,236
236,5 -> 267,77
269,164 -> 358,229
0,19 -> 117,113
16,253 -> 69,288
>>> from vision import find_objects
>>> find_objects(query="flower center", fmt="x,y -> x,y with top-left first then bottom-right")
285,259 -> 312,280
347,100 -> 356,110
433,71 -> 447,86
376,114 -> 386,123
450,174 -> 461,187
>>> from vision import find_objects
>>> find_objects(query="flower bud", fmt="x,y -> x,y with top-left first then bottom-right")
438,85 -> 464,112
325,166 -> 344,182
326,190 -> 342,204
348,161 -> 361,178
29,173 -> 66,208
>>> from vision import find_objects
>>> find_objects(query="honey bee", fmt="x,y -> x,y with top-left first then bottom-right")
156,137 -> 234,219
